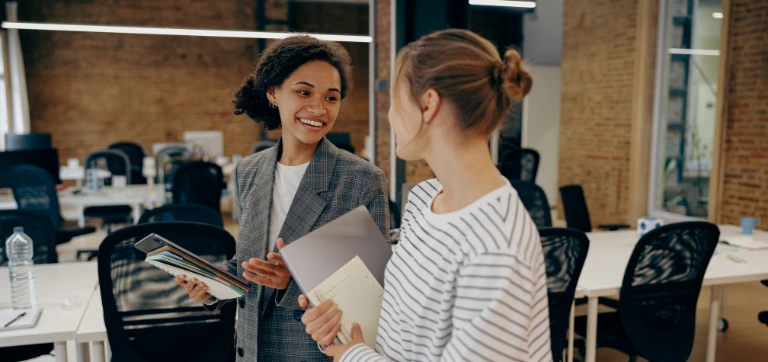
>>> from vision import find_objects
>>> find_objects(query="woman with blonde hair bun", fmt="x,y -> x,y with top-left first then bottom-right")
299,29 -> 550,362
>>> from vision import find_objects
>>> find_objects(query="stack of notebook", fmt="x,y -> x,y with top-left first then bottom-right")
145,245 -> 248,299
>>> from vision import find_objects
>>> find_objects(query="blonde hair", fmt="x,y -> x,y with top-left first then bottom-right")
393,29 -> 533,136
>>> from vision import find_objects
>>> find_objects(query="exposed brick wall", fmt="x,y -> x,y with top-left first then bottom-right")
19,0 -> 370,165
719,0 -> 768,229
558,0 -> 638,225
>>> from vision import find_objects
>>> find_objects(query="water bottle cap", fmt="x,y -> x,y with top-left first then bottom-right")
13,227 -> 23,233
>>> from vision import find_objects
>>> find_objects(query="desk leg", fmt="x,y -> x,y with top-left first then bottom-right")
132,203 -> 140,224
55,341 -> 68,362
719,285 -> 727,318
568,301 -> 575,362
77,205 -> 85,228
105,339 -> 111,361
76,342 -> 90,362
707,285 -> 720,362
92,341 -> 106,362
585,297 -> 598,362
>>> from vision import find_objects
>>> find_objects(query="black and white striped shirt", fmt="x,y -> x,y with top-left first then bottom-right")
341,179 -> 552,362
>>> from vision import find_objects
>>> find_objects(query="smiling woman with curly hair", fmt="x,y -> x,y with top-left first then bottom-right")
173,36 -> 390,362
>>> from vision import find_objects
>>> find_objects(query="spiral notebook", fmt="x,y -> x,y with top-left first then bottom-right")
0,308 -> 42,331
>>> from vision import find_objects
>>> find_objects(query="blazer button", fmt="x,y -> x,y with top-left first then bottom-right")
237,347 -> 244,357
294,310 -> 305,321
238,298 -> 245,309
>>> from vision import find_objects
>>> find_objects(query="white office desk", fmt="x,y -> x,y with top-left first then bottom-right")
76,287 -> 108,362
0,185 -> 166,227
578,225 -> 768,362
0,262 -> 98,362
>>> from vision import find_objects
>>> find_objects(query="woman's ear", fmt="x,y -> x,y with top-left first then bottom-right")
266,86 -> 278,106
421,89 -> 440,124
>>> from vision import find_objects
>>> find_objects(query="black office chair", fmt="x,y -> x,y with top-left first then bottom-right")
559,185 -> 630,233
8,165 -> 96,245
155,145 -> 189,186
109,142 -> 147,185
574,222 -> 720,362
538,228 -> 589,362
510,180 -> 552,228
4,133 -> 52,151
172,162 -> 223,213
97,222 -> 236,362
0,210 -> 59,361
499,147 -> 540,183
83,150 -> 134,232
139,203 -> 223,228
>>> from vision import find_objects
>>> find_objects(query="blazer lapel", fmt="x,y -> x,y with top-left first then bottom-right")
261,138 -> 337,312
277,138 -> 336,246
242,139 -> 279,319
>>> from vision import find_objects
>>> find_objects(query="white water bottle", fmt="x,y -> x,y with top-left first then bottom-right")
6,227 -> 38,309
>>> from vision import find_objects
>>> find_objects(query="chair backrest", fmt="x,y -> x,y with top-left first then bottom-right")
139,203 -> 223,228
8,165 -> 63,230
538,227 -> 589,362
0,210 -> 58,265
389,200 -> 401,229
559,184 -> 592,233
520,148 -> 540,182
97,222 -> 236,362
109,142 -> 147,185
499,147 -> 540,182
172,162 -> 223,212
510,180 -> 552,228
155,146 -> 189,185
618,221 -> 719,362
86,150 -> 132,185
4,133 -> 52,151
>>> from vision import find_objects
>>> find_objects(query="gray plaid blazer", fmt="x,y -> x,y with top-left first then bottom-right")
213,137 -> 389,362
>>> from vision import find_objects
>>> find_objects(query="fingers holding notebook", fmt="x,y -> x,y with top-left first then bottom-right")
174,274 -> 212,302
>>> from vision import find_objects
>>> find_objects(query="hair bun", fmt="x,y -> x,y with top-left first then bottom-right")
500,49 -> 533,100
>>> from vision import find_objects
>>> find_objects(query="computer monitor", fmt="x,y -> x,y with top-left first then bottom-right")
4,133 -> 53,151
0,149 -> 62,188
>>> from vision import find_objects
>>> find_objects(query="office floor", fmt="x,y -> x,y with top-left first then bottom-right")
45,214 -> 768,362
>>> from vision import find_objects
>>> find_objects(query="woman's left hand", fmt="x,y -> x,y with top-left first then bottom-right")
241,238 -> 292,289
324,323 -> 365,362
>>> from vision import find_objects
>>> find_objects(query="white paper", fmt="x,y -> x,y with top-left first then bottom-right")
0,308 -> 42,331
723,235 -> 768,250
308,255 -> 384,349
145,260 -> 243,300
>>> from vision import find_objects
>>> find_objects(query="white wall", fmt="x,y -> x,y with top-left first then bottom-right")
523,0 -> 563,66
522,65 -> 561,207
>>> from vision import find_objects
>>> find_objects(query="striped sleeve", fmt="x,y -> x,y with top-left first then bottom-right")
445,250 -> 551,362
340,249 -> 551,362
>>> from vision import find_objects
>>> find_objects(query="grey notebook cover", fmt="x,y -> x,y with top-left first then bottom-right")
279,205 -> 392,305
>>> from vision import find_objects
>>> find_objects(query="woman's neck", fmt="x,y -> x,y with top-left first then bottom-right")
279,133 -> 319,166
425,139 -> 505,214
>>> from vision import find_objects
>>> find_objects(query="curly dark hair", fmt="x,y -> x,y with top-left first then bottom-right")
233,36 -> 353,130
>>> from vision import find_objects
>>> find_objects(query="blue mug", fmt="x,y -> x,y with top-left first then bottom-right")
741,217 -> 761,235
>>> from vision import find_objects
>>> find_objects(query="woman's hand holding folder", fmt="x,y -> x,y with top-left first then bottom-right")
298,294 -> 365,361
174,275 -> 212,302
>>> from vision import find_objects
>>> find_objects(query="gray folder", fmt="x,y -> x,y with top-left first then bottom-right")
279,205 -> 392,305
